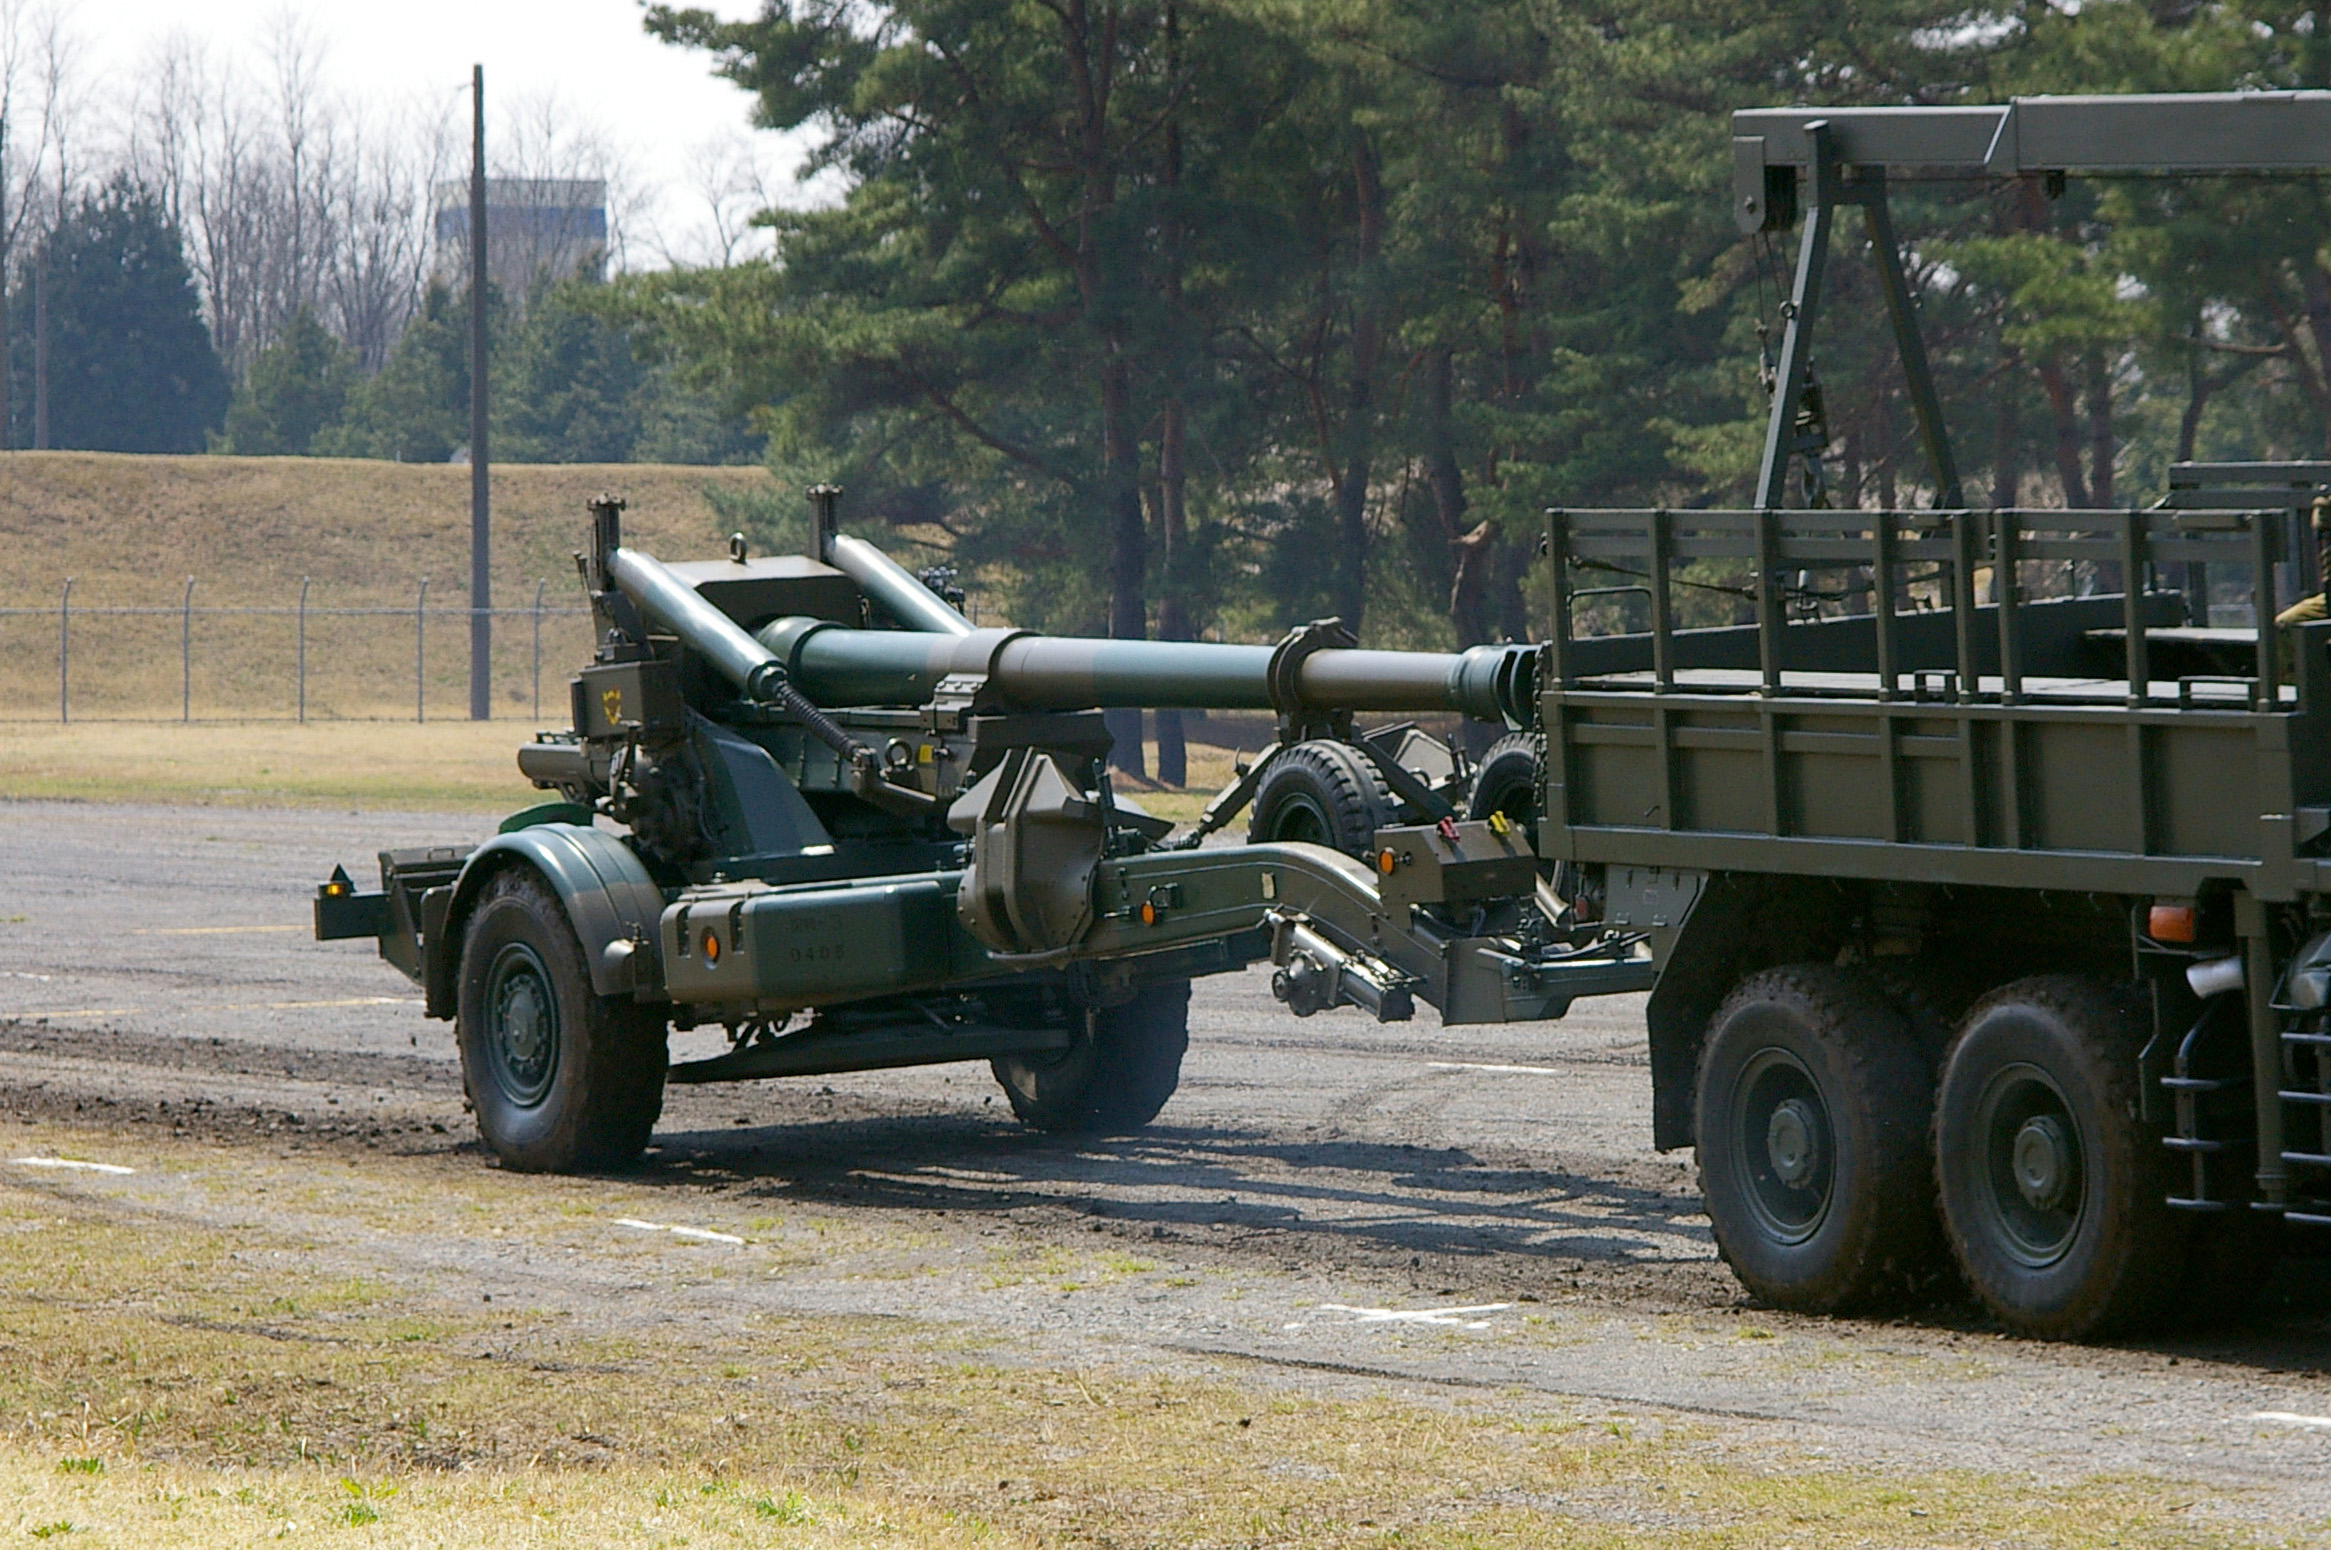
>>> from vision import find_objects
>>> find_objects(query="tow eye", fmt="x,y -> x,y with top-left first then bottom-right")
1265,908 -> 1414,1022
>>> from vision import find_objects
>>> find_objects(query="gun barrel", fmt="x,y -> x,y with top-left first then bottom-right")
755,617 -> 1534,721
613,536 -> 1534,722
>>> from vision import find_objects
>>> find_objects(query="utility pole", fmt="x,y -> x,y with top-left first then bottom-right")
468,64 -> 491,720
1,115 -> 12,451
32,235 -> 46,451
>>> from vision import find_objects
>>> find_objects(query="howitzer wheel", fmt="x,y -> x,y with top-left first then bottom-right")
1247,741 -> 1393,858
991,980 -> 1190,1134
1465,732 -> 1543,845
456,867 -> 669,1172
1695,965 -> 1941,1314
1934,976 -> 2187,1339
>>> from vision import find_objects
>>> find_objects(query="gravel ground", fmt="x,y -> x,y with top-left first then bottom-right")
5,798 -> 2331,1526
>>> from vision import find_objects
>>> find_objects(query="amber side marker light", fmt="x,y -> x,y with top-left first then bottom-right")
701,929 -> 722,964
1376,849 -> 1398,875
2148,902 -> 2198,944
1139,902 -> 1159,926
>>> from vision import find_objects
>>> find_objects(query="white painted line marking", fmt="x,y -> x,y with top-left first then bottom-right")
614,1217 -> 745,1246
2253,1411 -> 2331,1431
13,1157 -> 134,1176
1317,1301 -> 1512,1330
229,997 -> 424,1011
7,996 -> 422,1020
1428,1061 -> 1565,1077
131,925 -> 305,936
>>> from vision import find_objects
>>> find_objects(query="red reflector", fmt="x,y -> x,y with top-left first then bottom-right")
2148,904 -> 2197,944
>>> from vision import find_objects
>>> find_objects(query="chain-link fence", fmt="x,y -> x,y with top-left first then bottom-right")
0,579 -> 596,723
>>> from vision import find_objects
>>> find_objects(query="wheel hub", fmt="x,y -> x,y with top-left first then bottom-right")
1971,1061 -> 2084,1267
486,943 -> 559,1107
1766,1098 -> 1822,1188
2011,1114 -> 2072,1210
1732,1047 -> 1834,1244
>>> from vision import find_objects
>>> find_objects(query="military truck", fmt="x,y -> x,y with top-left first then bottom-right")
319,91 -> 2331,1342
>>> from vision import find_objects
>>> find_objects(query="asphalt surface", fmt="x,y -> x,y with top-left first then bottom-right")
5,798 -> 2331,1527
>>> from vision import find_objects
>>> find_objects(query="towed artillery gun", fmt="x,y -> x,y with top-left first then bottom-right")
317,489 -> 1645,1171
322,91 -> 2331,1342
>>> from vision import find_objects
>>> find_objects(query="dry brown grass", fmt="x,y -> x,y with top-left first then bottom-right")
0,452 -> 769,607
0,1121 -> 2279,1548
0,721 -> 545,812
0,721 -> 1245,818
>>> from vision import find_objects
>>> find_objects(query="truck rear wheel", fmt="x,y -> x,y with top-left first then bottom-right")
1695,965 -> 1941,1313
1247,742 -> 1392,858
456,868 -> 669,1173
992,980 -> 1190,1134
1934,976 -> 2185,1339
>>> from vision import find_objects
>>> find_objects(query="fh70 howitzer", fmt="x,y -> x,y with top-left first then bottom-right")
316,490 -> 1648,1173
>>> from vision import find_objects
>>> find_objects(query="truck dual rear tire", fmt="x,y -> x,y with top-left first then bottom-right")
992,979 -> 1191,1134
456,868 -> 669,1173
1933,976 -> 2186,1340
1695,965 -> 1941,1313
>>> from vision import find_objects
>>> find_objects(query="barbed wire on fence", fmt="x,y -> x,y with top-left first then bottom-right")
0,578 -> 594,724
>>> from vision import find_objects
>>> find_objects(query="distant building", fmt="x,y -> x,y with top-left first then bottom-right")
432,178 -> 607,297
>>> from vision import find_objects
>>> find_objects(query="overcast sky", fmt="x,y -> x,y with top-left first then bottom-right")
78,0 -> 805,265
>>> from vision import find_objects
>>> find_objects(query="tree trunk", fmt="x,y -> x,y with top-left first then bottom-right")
2037,355 -> 2092,509
2301,261 -> 2331,443
1421,348 -> 1491,645
1875,391 -> 1898,512
2085,349 -> 2113,509
1992,348 -> 2022,510
1059,0 -> 1146,776
1154,398 -> 1190,787
2177,336 -> 2211,464
1151,3 -> 1188,788
1328,132 -> 1386,633
1102,338 -> 1147,778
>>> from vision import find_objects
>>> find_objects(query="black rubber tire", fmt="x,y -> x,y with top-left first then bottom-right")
1247,741 -> 1393,858
455,867 -> 669,1173
1865,959 -> 1976,1070
1466,732 -> 1543,845
1934,976 -> 2187,1340
1695,964 -> 1942,1314
991,980 -> 1190,1135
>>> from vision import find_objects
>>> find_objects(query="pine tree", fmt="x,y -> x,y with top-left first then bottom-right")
217,307 -> 352,455
12,176 -> 228,452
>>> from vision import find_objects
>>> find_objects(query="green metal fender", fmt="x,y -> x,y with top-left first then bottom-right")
424,824 -> 669,1019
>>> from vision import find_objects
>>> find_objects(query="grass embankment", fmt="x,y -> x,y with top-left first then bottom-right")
0,452 -> 1250,808
0,452 -> 771,723
0,1123 -> 2266,1548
